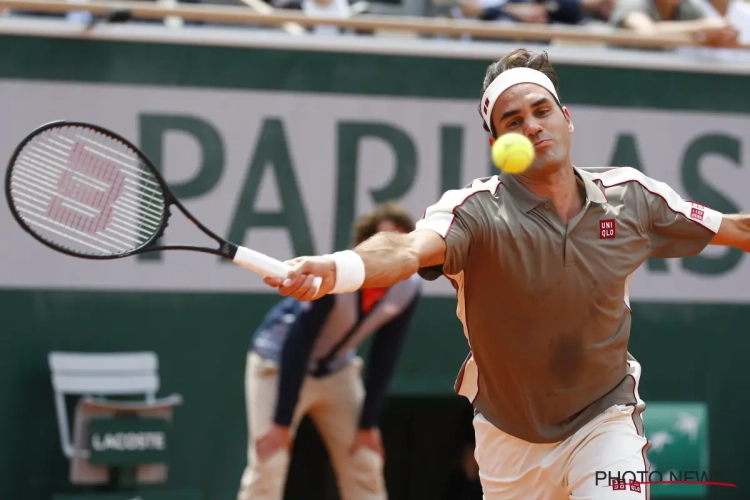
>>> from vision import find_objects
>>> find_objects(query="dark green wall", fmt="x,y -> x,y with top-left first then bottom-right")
1,291 -> 747,499
1,35 -> 750,113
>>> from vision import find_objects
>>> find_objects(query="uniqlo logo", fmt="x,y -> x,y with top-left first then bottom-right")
629,481 -> 641,493
690,206 -> 705,221
611,479 -> 626,490
600,219 -> 616,239
483,97 -> 490,116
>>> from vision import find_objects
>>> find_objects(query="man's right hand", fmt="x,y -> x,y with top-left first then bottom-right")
255,424 -> 293,462
264,256 -> 337,301
691,17 -> 739,47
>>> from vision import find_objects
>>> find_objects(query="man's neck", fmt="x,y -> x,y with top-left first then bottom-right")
515,164 -> 584,223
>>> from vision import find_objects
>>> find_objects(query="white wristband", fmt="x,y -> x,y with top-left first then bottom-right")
330,250 -> 366,294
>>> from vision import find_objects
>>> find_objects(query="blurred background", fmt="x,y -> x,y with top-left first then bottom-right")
0,0 -> 750,498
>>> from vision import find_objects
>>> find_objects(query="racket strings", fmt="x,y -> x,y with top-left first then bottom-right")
7,125 -> 167,257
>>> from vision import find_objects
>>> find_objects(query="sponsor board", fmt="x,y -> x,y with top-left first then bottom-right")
1,81 -> 749,302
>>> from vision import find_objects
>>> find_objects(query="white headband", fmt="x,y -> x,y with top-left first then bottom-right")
480,67 -> 560,133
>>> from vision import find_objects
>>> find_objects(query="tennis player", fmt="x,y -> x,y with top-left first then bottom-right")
237,202 -> 422,500
263,48 -> 750,499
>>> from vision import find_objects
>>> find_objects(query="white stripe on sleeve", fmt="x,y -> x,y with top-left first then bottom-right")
415,176 -> 502,238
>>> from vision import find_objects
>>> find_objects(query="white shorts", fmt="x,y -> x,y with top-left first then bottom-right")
473,404 -> 651,500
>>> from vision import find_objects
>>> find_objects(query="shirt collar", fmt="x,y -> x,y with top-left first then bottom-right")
576,166 -> 609,205
499,166 -> 607,213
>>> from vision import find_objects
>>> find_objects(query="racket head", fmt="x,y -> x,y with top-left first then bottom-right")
5,120 -> 172,260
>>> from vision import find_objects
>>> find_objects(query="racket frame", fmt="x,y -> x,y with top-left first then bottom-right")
5,119 -> 241,262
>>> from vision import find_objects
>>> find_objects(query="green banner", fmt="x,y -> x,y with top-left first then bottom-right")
645,403 -> 710,498
88,417 -> 170,466
53,490 -> 202,500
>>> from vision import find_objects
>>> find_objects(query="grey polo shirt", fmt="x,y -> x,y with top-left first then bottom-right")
416,166 -> 723,444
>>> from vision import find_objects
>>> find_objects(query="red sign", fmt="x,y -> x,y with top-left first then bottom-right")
600,219 -> 616,239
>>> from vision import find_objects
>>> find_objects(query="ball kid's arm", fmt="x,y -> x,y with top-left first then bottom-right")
265,230 -> 446,301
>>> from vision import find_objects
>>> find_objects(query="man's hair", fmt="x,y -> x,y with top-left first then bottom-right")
352,201 -> 416,245
478,49 -> 562,136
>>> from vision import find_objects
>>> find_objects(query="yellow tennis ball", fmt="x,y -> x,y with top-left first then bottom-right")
492,133 -> 535,174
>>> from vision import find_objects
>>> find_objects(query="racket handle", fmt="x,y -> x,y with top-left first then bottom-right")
232,246 -> 323,292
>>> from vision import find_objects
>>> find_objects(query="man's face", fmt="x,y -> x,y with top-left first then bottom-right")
490,83 -> 574,175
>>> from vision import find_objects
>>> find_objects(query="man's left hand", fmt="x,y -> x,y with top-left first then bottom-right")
349,428 -> 384,459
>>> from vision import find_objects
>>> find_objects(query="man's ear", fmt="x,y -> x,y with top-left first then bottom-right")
563,106 -> 574,134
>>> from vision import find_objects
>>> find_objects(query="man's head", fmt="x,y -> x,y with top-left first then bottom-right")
352,201 -> 416,246
478,49 -> 574,176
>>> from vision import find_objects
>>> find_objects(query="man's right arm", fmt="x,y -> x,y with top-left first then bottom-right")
610,0 -> 738,46
265,229 -> 446,301
352,229 -> 447,289
265,181 -> 488,301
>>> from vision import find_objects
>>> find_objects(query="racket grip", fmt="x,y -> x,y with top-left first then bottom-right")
232,246 -> 323,292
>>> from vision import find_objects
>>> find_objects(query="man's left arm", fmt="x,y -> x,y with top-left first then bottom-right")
709,212 -> 750,252
633,175 -> 735,258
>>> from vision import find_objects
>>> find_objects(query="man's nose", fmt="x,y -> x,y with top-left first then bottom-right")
523,118 -> 543,138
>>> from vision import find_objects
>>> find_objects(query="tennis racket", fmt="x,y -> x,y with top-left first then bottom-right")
4,120 -> 322,290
